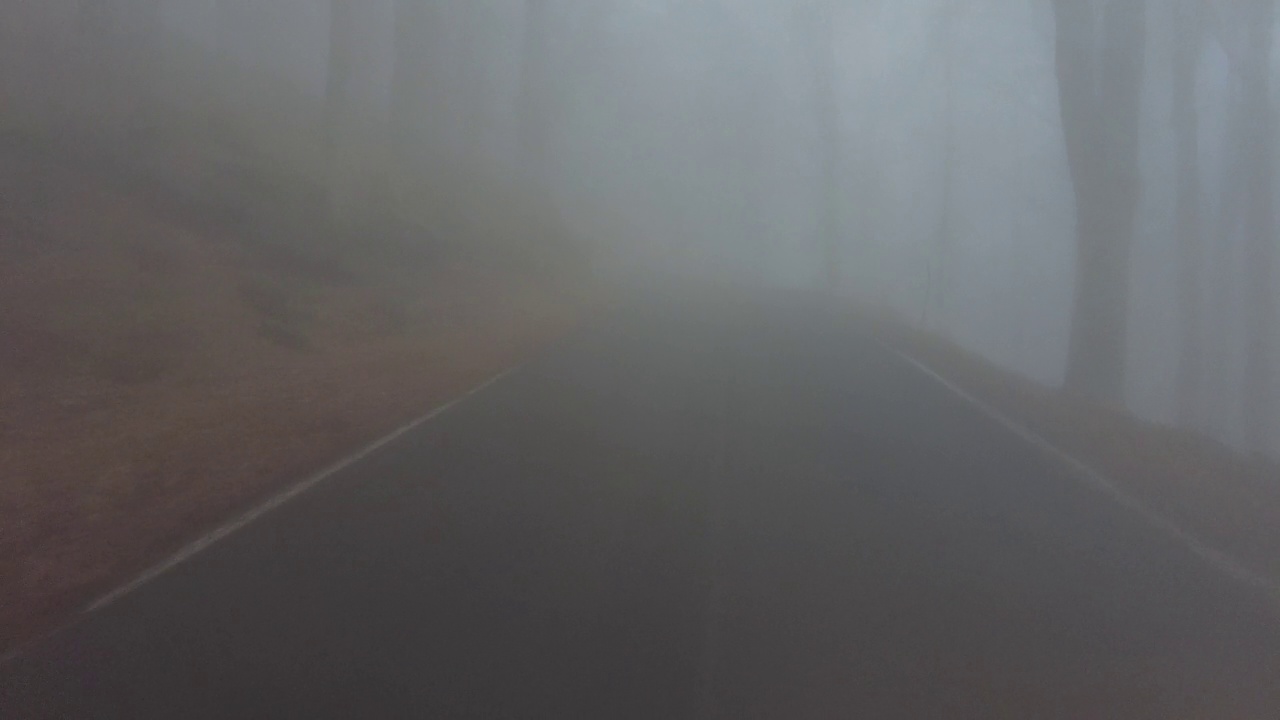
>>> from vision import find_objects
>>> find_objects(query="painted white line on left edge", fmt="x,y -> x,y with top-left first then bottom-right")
86,365 -> 521,614
879,341 -> 1280,601
0,365 -> 523,666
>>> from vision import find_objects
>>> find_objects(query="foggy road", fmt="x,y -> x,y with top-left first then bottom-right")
4,292 -> 1280,719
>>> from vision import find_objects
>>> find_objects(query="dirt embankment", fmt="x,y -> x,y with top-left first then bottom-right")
861,309 -> 1280,588
0,141 -> 592,652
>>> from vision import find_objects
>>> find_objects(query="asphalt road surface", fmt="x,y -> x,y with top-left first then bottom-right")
4,292 -> 1280,718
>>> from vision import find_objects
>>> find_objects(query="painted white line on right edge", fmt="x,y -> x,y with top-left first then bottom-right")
880,341 -> 1280,600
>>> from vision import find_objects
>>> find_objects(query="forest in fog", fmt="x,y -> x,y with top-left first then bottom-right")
1,0 -> 1277,458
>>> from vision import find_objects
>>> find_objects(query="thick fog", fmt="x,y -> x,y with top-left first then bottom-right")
2,0 -> 1277,456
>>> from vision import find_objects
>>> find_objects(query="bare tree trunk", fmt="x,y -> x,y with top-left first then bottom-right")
929,1 -> 958,328
519,0 -> 555,184
1173,0 -> 1205,425
1241,0 -> 1277,451
1206,77 -> 1250,435
129,0 -> 166,143
213,0 -> 249,99
389,0 -> 447,170
326,0 -> 364,224
66,0 -> 161,146
454,5 -> 491,161
1053,0 -> 1147,402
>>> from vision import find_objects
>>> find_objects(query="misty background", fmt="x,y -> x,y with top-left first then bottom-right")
1,0 -> 1277,458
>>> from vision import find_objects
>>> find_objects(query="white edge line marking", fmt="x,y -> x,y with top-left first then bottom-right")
87,365 -> 519,611
2,365 -> 521,665
879,340 -> 1280,600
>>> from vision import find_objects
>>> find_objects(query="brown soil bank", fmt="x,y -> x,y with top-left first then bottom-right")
0,141 -> 592,652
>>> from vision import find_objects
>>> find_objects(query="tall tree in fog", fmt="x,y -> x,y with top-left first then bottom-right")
325,0 -> 363,223
454,5 -> 497,160
928,1 -> 960,327
72,0 -> 163,144
1206,5 -> 1249,432
520,0 -> 555,183
133,0 -> 166,120
1240,0 -> 1276,450
1173,0 -> 1205,424
390,0 -> 442,170
803,1 -> 843,290
1052,0 -> 1148,401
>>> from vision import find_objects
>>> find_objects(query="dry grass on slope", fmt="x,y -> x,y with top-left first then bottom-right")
0,139 -> 590,652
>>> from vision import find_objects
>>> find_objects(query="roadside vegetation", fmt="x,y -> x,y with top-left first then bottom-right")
0,35 -> 593,651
